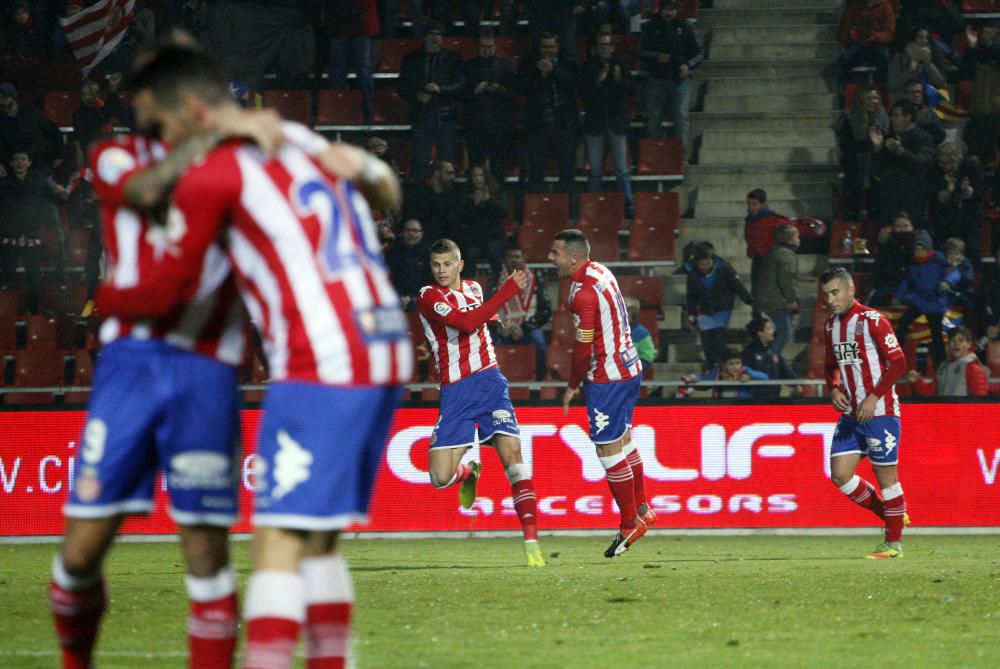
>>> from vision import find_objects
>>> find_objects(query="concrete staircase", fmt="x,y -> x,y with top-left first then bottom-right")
655,0 -> 843,382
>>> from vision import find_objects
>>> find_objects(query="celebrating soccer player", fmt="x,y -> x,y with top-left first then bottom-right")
92,40 -> 411,669
820,267 -> 909,558
416,239 -> 547,567
548,229 -> 654,558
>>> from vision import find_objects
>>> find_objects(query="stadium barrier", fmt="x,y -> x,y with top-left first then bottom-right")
2,403 -> 998,536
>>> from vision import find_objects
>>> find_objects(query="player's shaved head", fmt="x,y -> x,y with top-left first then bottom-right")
818,266 -> 854,287
819,266 -> 855,315
430,238 -> 461,258
553,229 -> 590,257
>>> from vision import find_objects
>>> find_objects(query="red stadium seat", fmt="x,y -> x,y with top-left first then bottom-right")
638,307 -> 660,348
6,348 -> 66,404
522,193 -> 571,229
314,89 -> 364,127
378,39 -> 421,74
961,1 -> 1000,12
25,315 -> 58,349
550,309 -> 575,346
64,349 -> 94,404
578,192 -> 625,231
637,138 -> 684,175
373,89 -> 410,125
66,226 -> 92,270
43,90 -> 80,128
617,275 -> 664,312
557,278 -> 572,309
0,315 -> 16,353
518,219 -> 565,263
39,282 -> 87,316
495,344 -> 535,400
576,222 -> 620,263
545,344 -> 575,382
808,337 -> 826,377
627,192 -> 679,261
443,37 -> 476,60
261,90 -> 310,125
0,286 -> 25,316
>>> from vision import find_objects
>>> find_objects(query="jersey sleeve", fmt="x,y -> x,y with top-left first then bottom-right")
869,314 -> 907,397
568,287 -> 598,389
823,319 -> 842,392
417,278 -> 519,334
95,149 -> 241,320
89,138 -> 143,208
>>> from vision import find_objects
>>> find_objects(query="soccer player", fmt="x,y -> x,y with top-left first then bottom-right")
820,267 -> 909,559
94,42 -> 411,669
548,229 -> 655,558
47,89 -> 282,668
416,238 -> 546,567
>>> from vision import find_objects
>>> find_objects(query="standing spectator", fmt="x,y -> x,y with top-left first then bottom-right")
463,27 -> 516,187
907,326 -> 989,396
454,164 -> 509,271
681,348 -> 769,399
491,245 -> 552,380
959,22 -> 1000,167
402,159 -> 462,241
753,224 -> 800,357
4,0 -> 48,62
894,0 -> 965,55
871,100 -> 934,226
386,218 -> 433,311
0,82 -> 65,174
365,135 -> 403,177
898,77 -> 945,145
742,316 -> 797,399
683,241 -> 754,371
525,0 -> 585,59
637,0 -> 702,151
580,30 -> 636,215
743,188 -> 789,293
888,26 -> 947,103
975,247 -> 1000,359
377,0 -> 423,38
927,141 -> 984,264
895,229 -> 959,365
625,297 -> 655,373
71,80 -> 111,167
836,0 -> 896,84
941,237 -> 975,308
325,0 -> 378,124
0,149 -> 68,314
518,32 -> 579,194
398,20 -> 464,180
869,210 -> 915,306
838,85 -> 888,221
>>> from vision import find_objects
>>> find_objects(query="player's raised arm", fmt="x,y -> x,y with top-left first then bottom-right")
316,141 -> 402,216
419,270 -> 526,334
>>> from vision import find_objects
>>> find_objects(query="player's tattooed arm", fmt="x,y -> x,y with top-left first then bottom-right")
123,129 -> 225,210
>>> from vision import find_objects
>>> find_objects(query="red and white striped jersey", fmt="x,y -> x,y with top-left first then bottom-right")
417,279 -> 499,385
567,261 -> 641,387
824,301 -> 905,417
90,134 -> 248,366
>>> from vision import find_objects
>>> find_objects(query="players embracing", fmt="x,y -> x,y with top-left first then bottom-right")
416,238 -> 546,567
548,229 -> 654,558
820,267 -> 909,558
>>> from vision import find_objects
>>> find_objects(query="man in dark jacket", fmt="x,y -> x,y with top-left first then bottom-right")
398,21 -> 465,180
525,0 -> 584,59
581,30 -> 636,214
517,32 -> 579,194
742,317 -> 797,399
753,224 -> 800,357
870,210 -> 915,306
637,1 -> 703,150
0,82 -> 64,174
958,21 -> 1000,167
463,27 -> 516,187
386,218 -> 433,311
684,242 -> 754,371
871,100 -> 934,226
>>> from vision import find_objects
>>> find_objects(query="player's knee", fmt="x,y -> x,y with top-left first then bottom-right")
58,545 -> 104,578
429,470 -> 454,489
830,472 -> 852,488
504,462 -> 530,485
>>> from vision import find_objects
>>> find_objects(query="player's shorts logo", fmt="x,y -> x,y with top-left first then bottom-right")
883,430 -> 897,454
866,436 -> 883,453
272,430 -> 313,500
169,452 -> 231,490
492,409 -> 514,426
593,409 -> 610,435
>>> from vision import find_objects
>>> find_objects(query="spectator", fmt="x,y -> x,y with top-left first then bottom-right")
490,245 -> 551,379
385,218 -> 433,311
683,241 -> 754,371
743,188 -> 789,292
0,81 -> 65,175
525,0 -> 585,59
753,224 -> 800,357
401,159 -> 461,241
325,0 -> 378,123
454,164 -> 509,271
907,326 -> 988,396
975,247 -> 1000,359
927,141 -> 984,264
517,32 -> 579,194
888,26 -> 946,104
580,29 -> 636,215
681,348 -> 768,399
625,297 -> 655,374
895,229 -> 958,365
898,77 -> 945,146
398,20 -> 464,180
836,0 -> 896,84
741,316 -> 797,399
100,71 -> 133,128
50,1 -> 83,59
894,0 -> 965,56
463,27 -> 516,187
593,0 -> 642,36
959,22 -> 1000,167
871,100 -> 934,226
377,0 -> 423,38
869,210 -> 916,306
838,85 -> 888,220
4,0 -> 48,61
365,135 -> 403,178
0,149 -> 68,314
71,80 -> 111,168
941,237 -> 975,308
637,0 -> 702,150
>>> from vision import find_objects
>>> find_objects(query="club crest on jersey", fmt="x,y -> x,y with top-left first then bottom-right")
832,341 -> 861,363
884,333 -> 900,350
434,302 -> 452,317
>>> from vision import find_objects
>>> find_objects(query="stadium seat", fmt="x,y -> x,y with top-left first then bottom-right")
0,286 -> 25,316
443,37 -> 476,60
66,226 -> 92,270
377,38 -> 421,74
495,344 -> 535,400
627,192 -> 679,262
557,278 -> 572,309
545,344 -> 575,382
617,275 -> 664,312
576,221 -> 620,263
64,349 -> 94,404
39,282 -> 87,316
807,337 -> 826,377
518,219 -> 565,263
578,192 -> 625,231
39,223 -> 64,269
6,348 -> 66,404
638,307 -> 660,348
550,309 -> 575,345
637,138 -> 684,175
0,315 -> 16,353
43,90 -> 80,128
961,1 -> 1000,12
986,340 -> 1000,376
261,90 -> 310,125
313,89 -> 364,127
373,89 -> 410,125
522,193 -> 571,229
25,315 -> 58,349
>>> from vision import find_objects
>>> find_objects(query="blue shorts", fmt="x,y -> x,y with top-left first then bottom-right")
253,382 -> 402,530
585,375 -> 641,444
830,415 -> 901,466
430,368 -> 520,450
65,338 -> 242,527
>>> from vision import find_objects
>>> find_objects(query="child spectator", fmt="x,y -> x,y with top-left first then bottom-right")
681,348 -> 768,399
906,326 -> 989,396
741,316 -> 797,399
744,188 -> 789,291
683,241 -> 754,371
625,297 -> 655,373
895,229 -> 959,365
942,237 -> 975,308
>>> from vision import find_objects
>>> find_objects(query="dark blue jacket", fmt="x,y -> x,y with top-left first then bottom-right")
896,251 -> 960,315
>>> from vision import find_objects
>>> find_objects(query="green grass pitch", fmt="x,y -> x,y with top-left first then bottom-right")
2,534 -> 999,668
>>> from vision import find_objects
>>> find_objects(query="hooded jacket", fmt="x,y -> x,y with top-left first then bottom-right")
896,231 -> 960,314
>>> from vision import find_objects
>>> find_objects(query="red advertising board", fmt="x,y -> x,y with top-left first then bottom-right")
2,404 -> 999,536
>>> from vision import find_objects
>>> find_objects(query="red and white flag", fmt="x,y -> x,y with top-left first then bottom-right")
59,0 -> 136,76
